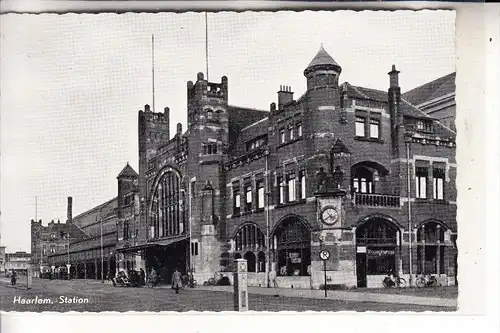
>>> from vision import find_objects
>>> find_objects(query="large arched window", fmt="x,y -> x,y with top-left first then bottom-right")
416,221 -> 447,274
234,224 -> 265,251
273,217 -> 311,277
150,170 -> 184,239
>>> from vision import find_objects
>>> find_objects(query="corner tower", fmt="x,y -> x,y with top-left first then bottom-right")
304,45 -> 342,91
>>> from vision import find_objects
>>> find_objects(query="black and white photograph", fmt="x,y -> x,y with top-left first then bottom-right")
0,8 -> 466,314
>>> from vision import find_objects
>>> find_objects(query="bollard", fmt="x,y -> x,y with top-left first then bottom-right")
233,258 -> 248,312
27,267 -> 33,289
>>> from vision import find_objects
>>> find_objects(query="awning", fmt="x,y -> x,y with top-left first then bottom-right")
116,234 -> 188,253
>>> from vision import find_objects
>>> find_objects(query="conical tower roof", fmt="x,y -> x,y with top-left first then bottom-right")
117,162 -> 138,179
305,45 -> 341,74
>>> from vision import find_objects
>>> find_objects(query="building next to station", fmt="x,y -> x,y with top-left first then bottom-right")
31,218 -> 70,277
4,251 -> 31,274
43,45 -> 457,289
403,72 -> 456,132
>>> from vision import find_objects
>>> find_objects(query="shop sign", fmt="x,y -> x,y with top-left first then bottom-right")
288,252 -> 301,264
357,246 -> 366,253
367,249 -> 395,256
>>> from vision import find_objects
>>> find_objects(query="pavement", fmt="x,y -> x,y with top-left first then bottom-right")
0,277 -> 457,312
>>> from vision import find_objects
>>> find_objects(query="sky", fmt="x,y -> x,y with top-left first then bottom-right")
0,10 -> 455,252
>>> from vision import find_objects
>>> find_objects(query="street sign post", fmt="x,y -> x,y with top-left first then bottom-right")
319,249 -> 330,297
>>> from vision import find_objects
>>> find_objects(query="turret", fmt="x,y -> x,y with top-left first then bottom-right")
304,45 -> 342,91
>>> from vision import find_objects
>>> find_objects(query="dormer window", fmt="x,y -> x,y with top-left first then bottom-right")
416,120 -> 433,132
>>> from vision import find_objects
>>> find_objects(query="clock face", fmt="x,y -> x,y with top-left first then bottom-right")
321,206 -> 339,225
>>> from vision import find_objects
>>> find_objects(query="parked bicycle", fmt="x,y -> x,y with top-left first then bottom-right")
182,272 -> 197,288
207,272 -> 223,286
383,272 -> 406,288
415,274 -> 441,288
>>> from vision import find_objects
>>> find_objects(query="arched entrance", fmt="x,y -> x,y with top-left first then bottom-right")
356,217 -> 400,287
244,251 -> 257,273
273,216 -> 311,276
416,221 -> 447,275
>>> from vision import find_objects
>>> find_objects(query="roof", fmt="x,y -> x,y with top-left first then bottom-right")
402,72 -> 456,106
306,45 -> 341,69
343,82 -> 455,138
228,105 -> 269,149
344,83 -> 435,120
117,163 -> 138,178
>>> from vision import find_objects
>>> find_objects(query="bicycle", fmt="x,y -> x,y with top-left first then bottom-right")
383,274 -> 406,288
182,272 -> 197,288
416,274 -> 441,288
207,272 -> 223,286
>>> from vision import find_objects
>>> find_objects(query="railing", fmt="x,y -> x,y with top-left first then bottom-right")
354,193 -> 401,208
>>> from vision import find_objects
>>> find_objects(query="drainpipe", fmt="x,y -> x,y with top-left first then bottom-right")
406,139 -> 413,287
264,150 -> 271,288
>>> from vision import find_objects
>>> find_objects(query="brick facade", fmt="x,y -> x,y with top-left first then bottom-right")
122,46 -> 457,288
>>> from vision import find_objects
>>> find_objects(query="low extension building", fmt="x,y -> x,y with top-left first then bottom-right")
5,251 -> 31,274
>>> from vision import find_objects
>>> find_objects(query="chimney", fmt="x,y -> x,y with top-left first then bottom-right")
388,65 -> 402,156
144,104 -> 151,112
278,85 -> 294,109
67,196 -> 73,224
176,123 -> 182,135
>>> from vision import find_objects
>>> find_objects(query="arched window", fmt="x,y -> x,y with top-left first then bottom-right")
151,170 -> 184,239
274,217 -> 311,276
233,224 -> 265,251
352,166 -> 374,193
206,109 -> 214,120
416,222 -> 447,274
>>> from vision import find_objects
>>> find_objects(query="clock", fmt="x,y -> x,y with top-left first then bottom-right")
321,206 -> 339,225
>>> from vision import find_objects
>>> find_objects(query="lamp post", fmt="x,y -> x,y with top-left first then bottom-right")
100,209 -> 104,283
264,150 -> 271,288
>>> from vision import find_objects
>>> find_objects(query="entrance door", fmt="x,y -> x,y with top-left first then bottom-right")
356,253 -> 367,287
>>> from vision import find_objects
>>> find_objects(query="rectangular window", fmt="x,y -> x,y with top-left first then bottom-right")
355,117 -> 365,137
278,176 -> 284,204
297,122 -> 302,137
279,128 -> 285,144
257,180 -> 265,209
369,119 -> 380,139
287,172 -> 296,202
202,143 -> 218,155
50,246 -> 55,254
433,169 -> 445,200
416,167 -> 428,199
42,246 -> 46,255
191,242 -> 199,256
424,121 -> 433,132
416,120 -> 424,130
245,184 -> 252,211
299,170 -> 306,199
288,127 -> 294,140
233,187 -> 241,214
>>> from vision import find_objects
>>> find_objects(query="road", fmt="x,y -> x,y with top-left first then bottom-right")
0,278 -> 455,312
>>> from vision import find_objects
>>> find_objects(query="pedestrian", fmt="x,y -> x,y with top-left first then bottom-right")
11,270 -> 17,286
149,268 -> 158,287
269,269 -> 278,288
171,268 -> 182,294
140,268 -> 146,286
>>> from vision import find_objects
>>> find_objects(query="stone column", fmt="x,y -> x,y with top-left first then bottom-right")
84,262 -> 87,279
233,258 -> 248,312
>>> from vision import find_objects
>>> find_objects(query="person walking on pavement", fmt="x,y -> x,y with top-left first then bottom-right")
11,270 -> 17,286
140,268 -> 146,286
171,268 -> 182,294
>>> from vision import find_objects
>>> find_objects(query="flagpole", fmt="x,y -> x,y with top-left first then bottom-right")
205,12 -> 209,81
152,34 -> 156,112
